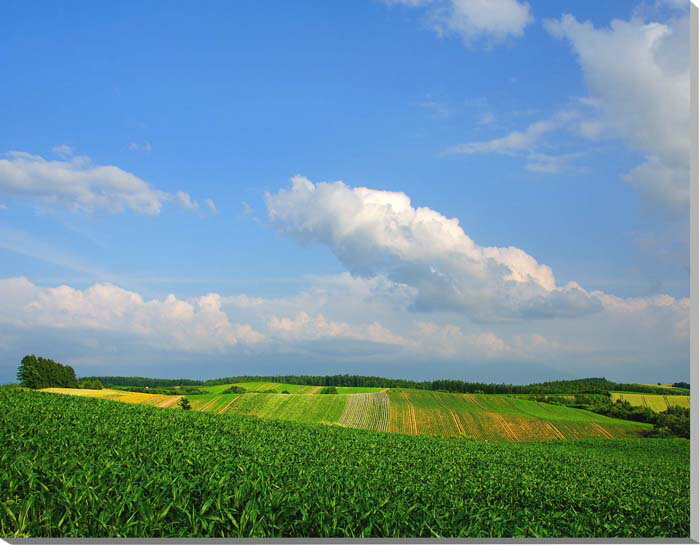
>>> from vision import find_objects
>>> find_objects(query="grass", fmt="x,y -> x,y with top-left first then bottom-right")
0,388 -> 689,538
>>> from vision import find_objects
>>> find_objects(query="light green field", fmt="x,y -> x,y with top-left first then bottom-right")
335,386 -> 386,394
611,392 -> 690,412
201,382 -> 316,394
640,384 -> 690,393
386,390 -> 647,441
43,387 -> 651,442
201,382 -> 386,395
220,392 -> 348,425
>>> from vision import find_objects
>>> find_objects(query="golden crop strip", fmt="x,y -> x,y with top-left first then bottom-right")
544,421 -> 566,440
218,396 -> 240,414
590,422 -> 614,439
493,414 -> 518,442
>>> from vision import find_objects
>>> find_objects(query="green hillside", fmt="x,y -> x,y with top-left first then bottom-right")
44,385 -> 650,441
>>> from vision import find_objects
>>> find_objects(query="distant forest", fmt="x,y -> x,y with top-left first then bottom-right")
80,374 -> 689,395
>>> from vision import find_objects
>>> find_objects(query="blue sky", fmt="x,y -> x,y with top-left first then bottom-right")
0,0 -> 690,383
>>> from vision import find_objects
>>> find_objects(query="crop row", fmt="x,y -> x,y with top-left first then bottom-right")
338,393 -> 389,432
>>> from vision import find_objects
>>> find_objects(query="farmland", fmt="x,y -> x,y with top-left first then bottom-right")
43,385 -> 650,442
610,392 -> 691,412
42,387 -> 182,408
200,382 -> 317,394
0,388 -> 689,538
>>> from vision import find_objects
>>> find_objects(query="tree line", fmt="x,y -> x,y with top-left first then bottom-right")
80,376 -> 204,387
81,373 -> 689,396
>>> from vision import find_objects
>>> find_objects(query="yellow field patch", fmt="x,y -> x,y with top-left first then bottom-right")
41,388 -> 176,407
611,392 -> 690,412
156,396 -> 182,408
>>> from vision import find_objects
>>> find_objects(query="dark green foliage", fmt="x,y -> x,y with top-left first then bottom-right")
202,375 -> 687,395
318,386 -> 338,394
0,389 -> 690,538
672,382 -> 690,390
221,386 -> 247,394
115,386 -> 207,395
178,398 -> 192,411
81,376 -> 203,387
78,379 -> 103,390
16,355 -> 78,389
82,374 -> 690,396
647,407 -> 690,439
280,390 -> 290,394
526,395 -> 690,438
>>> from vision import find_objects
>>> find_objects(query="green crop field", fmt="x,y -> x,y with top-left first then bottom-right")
384,390 -> 648,441
43,387 -> 650,441
200,382 -> 316,394
201,383 -> 384,395
0,388 -> 689,538
335,386 -> 386,394
219,392 -> 348,425
610,392 -> 691,412
338,392 -> 389,431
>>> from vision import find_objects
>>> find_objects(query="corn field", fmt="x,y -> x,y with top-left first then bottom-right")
0,388 -> 689,538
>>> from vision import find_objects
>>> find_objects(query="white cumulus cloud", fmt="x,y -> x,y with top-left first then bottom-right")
0,277 -> 264,352
266,176 -> 601,322
545,13 -> 689,210
0,150 -> 215,215
385,0 -> 533,46
268,311 -> 406,345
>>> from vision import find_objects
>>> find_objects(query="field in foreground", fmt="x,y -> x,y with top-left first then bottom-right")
0,388 -> 689,538
44,386 -> 650,442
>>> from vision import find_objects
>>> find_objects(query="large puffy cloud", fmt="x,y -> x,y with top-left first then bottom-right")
0,273 -> 689,381
0,150 -> 213,214
545,13 -> 689,210
0,277 -> 264,352
385,0 -> 533,45
266,176 -> 601,322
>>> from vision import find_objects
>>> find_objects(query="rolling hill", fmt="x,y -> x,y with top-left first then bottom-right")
42,383 -> 650,441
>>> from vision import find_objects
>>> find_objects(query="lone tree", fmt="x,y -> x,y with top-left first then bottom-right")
17,355 -> 78,389
178,397 -> 192,410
